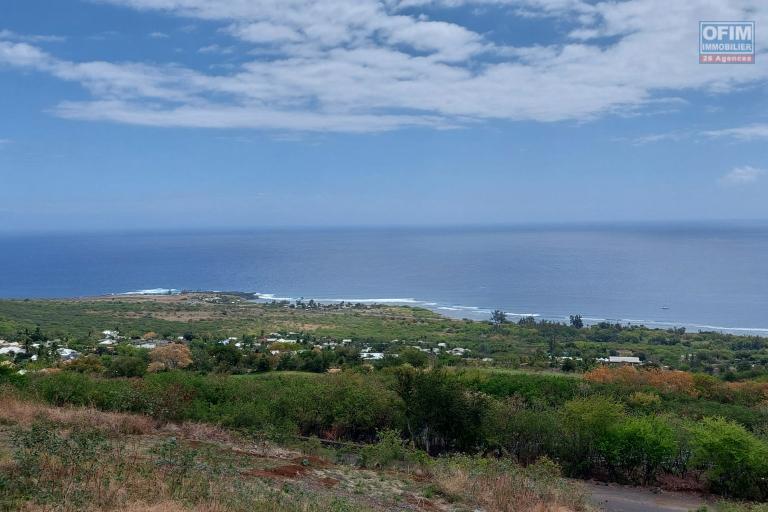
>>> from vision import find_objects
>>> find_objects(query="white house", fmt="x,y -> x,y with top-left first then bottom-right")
598,356 -> 642,365
57,348 -> 80,361
0,343 -> 25,356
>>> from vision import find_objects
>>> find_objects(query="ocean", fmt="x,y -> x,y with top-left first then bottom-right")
0,223 -> 766,335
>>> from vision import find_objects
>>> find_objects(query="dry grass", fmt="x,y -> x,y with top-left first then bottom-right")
434,457 -> 592,512
0,392 -> 589,512
168,422 -> 236,444
3,420 -> 364,512
0,392 -> 156,435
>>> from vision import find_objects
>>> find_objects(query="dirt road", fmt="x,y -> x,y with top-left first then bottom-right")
583,481 -> 714,512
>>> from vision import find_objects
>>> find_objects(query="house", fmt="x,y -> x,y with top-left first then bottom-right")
0,343 -> 26,356
57,348 -> 80,361
598,356 -> 642,365
360,352 -> 385,361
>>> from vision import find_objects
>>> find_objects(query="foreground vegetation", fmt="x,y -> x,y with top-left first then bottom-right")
2,364 -> 767,503
0,392 -> 590,512
1,295 -> 768,507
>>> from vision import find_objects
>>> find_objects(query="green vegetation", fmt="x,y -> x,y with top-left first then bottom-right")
2,365 -> 767,501
0,393 -> 590,512
1,294 -> 767,374
2,295 -> 768,504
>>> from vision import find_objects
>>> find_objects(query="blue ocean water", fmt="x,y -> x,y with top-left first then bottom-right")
0,223 -> 766,334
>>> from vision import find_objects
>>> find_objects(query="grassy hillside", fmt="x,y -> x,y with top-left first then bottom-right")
0,392 -> 590,512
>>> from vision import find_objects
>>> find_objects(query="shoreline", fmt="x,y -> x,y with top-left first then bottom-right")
10,287 -> 765,337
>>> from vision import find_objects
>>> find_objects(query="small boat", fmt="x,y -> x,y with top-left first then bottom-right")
660,306 -> 670,310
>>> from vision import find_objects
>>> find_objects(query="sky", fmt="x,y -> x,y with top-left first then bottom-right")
0,0 -> 766,232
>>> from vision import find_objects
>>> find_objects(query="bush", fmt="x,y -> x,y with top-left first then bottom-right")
690,417 -> 768,500
359,429 -> 426,468
606,415 -> 677,484
394,368 -> 487,453
461,371 -> 581,406
482,397 -> 560,464
560,396 -> 625,477
106,355 -> 147,378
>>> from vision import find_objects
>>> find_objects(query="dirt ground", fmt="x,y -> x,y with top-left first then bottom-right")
583,481 -> 715,512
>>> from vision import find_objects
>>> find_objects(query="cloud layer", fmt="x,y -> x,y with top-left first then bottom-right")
720,166 -> 766,185
1,0 -> 767,132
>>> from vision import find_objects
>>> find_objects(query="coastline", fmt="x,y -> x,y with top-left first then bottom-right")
100,288 -> 768,337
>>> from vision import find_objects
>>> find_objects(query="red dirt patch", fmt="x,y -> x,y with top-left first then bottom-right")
319,477 -> 340,488
246,464 -> 309,480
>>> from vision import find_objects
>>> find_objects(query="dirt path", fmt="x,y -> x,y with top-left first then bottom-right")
582,481 -> 714,512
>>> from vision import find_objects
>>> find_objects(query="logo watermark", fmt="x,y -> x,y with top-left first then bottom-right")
700,21 -> 755,63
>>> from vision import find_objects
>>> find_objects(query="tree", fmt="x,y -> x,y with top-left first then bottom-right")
570,315 -> 584,329
490,310 -> 507,328
393,367 -> 486,454
399,348 -> 429,368
107,355 -> 147,377
148,343 -> 193,372
209,344 -> 242,372
64,355 -> 105,375
255,355 -> 272,372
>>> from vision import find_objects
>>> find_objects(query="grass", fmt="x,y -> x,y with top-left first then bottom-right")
433,456 -> 591,512
0,390 -> 156,435
0,390 -> 594,512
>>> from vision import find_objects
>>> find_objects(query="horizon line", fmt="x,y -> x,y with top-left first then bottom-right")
2,218 -> 768,237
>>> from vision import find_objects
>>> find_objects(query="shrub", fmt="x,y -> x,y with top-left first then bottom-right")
107,355 -> 147,378
359,429 -> 420,468
585,366 -> 696,396
461,370 -> 581,406
690,417 -> 768,500
63,355 -> 106,374
606,415 -> 677,484
627,391 -> 662,409
481,397 -> 560,463
560,396 -> 625,477
394,367 -> 487,454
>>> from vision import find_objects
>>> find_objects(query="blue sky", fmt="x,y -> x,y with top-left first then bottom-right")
0,0 -> 766,231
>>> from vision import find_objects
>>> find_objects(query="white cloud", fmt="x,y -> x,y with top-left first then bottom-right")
1,0 -> 767,132
148,31 -> 170,39
720,166 -> 766,186
198,44 -> 235,54
226,22 -> 303,44
0,29 -> 66,43
704,124 -> 768,141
